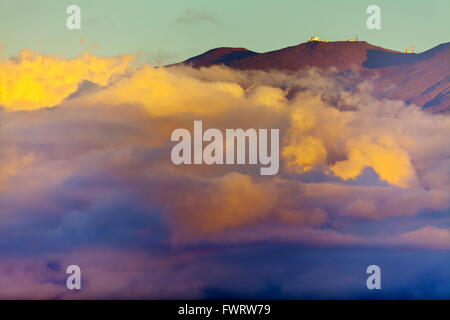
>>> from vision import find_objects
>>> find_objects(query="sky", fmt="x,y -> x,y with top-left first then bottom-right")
0,0 -> 449,299
0,0 -> 449,63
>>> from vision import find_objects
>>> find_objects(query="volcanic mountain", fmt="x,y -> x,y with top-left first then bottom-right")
182,41 -> 450,113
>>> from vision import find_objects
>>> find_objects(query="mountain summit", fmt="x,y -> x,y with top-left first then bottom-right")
184,41 -> 399,71
182,41 -> 450,113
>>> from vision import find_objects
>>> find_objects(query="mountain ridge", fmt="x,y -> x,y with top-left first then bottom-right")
181,41 -> 450,113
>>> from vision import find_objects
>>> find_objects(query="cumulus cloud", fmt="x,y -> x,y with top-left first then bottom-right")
0,50 -> 449,297
0,50 -> 133,111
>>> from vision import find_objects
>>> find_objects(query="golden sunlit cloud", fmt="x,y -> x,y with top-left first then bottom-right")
0,51 -> 448,245
0,50 -> 133,111
74,65 -> 245,117
330,135 -> 417,187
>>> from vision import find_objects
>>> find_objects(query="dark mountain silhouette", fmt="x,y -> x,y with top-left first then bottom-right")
183,47 -> 258,68
182,41 -> 450,113
372,42 -> 450,113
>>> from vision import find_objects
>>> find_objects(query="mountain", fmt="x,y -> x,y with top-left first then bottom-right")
371,43 -> 449,113
182,41 -> 450,113
183,47 -> 258,68
184,41 -> 398,71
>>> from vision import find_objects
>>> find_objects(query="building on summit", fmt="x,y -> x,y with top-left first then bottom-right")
404,46 -> 415,53
309,36 -> 327,42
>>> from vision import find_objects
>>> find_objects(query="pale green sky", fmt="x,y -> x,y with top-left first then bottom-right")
0,0 -> 448,64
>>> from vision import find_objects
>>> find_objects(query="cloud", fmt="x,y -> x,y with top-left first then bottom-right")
139,49 -> 179,66
0,50 -> 133,111
177,9 -> 217,24
393,226 -> 450,250
0,50 -> 449,297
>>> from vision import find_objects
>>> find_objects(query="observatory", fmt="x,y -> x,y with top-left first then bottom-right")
404,46 -> 415,54
309,36 -> 327,42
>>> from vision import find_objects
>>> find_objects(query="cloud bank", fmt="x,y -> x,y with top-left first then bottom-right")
0,50 -> 449,298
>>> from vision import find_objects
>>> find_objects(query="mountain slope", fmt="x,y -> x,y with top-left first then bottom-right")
183,47 -> 258,68
182,41 -> 450,113
372,42 -> 450,113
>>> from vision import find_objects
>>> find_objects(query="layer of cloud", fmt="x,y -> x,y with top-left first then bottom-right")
0,50 -> 133,111
0,50 -> 449,298
177,9 -> 217,24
